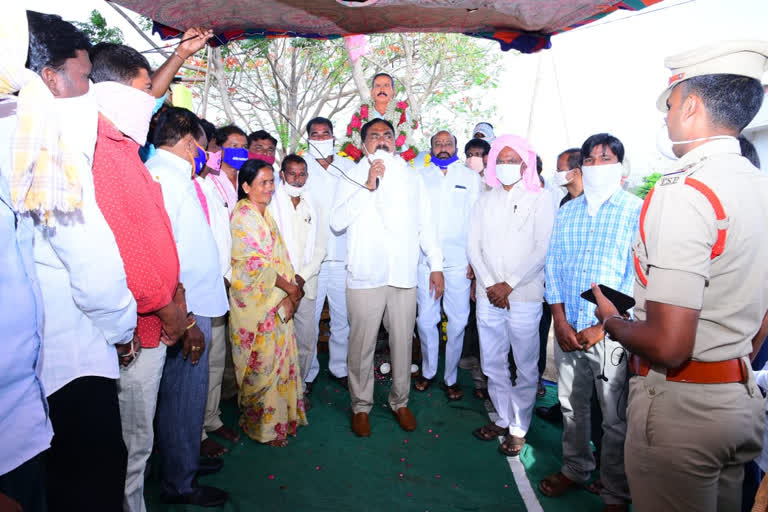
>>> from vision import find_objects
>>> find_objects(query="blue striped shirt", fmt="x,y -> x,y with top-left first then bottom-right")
545,190 -> 642,331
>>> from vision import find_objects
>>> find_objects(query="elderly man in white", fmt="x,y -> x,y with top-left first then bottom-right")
303,117 -> 356,392
268,154 -> 326,399
468,134 -> 554,458
331,118 -> 444,437
412,130 -> 480,400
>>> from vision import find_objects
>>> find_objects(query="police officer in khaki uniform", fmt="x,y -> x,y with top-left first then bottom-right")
592,41 -> 768,511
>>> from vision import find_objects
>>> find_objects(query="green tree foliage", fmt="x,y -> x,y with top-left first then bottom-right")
187,33 -> 500,155
72,10 -> 124,45
634,172 -> 663,199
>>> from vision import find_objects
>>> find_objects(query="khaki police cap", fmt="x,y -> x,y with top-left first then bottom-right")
656,40 -> 768,112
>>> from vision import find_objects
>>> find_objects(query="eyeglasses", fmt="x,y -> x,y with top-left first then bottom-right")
366,132 -> 394,142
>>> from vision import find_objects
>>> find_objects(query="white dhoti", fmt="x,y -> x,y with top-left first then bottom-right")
476,295 -> 541,438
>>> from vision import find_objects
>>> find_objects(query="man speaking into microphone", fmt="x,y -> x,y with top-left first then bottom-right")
331,118 -> 444,437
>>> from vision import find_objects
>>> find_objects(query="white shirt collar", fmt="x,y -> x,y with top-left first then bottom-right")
155,148 -> 193,175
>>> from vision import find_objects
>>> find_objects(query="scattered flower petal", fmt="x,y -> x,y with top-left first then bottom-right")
399,473 -> 404,478
428,429 -> 432,433
403,439 -> 408,444
435,434 -> 439,438
315,466 -> 321,470
435,475 -> 441,479
400,457 -> 405,462
268,475 -> 275,480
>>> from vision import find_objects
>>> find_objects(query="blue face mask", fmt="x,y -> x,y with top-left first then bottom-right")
222,147 -> 249,170
193,146 -> 207,174
153,95 -> 166,115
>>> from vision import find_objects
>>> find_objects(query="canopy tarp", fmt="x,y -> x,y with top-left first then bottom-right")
111,0 -> 661,53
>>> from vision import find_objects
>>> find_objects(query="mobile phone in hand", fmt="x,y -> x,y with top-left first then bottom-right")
580,284 -> 635,314
277,305 -> 287,322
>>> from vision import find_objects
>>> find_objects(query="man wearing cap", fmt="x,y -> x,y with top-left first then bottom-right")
593,41 -> 768,511
412,130 -> 481,400
467,134 -> 554,457
472,122 -> 495,142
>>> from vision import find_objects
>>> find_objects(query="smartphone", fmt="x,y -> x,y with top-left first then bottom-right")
580,284 -> 635,314
277,305 -> 287,322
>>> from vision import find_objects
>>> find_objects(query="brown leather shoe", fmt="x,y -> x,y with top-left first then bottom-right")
392,407 -> 417,431
351,412 -> 370,437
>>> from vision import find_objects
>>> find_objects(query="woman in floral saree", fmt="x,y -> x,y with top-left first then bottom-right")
229,159 -> 307,446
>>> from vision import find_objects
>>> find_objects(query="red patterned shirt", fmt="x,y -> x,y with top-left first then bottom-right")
91,116 -> 180,348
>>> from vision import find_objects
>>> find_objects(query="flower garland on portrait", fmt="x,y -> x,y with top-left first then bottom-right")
339,100 -> 419,162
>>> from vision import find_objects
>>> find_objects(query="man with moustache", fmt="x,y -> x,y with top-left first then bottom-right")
331,118 -> 443,437
412,130 -> 480,400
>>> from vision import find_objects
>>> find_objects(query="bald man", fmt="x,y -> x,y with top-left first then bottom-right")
413,130 -> 481,400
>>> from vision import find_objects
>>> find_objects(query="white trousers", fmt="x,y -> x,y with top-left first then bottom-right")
310,261 -> 349,381
202,315 -> 227,440
293,296 -> 318,385
476,296 -> 541,438
416,264 -> 471,385
117,343 -> 167,512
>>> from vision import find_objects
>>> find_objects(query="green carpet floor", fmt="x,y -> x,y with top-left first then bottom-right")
145,355 -> 604,511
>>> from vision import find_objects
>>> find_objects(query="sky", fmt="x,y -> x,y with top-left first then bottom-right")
25,0 -> 768,182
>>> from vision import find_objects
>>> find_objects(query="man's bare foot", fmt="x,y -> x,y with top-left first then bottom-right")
210,425 -> 240,442
268,439 -> 288,447
201,438 -> 227,458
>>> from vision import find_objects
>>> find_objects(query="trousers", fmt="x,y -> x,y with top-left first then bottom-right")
118,343 -> 167,512
202,315 -> 227,439
416,264 -> 471,385
555,336 -> 629,504
347,286 -> 417,414
476,296 -> 541,437
294,296 -> 318,384
156,315 -> 211,497
625,367 -> 764,511
310,261 -> 350,381
46,376 -> 127,512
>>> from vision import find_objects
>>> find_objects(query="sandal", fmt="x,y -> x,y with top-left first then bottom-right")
498,434 -> 525,456
538,472 -> 579,497
441,382 -> 464,401
472,422 -> 506,441
473,388 -> 490,400
414,376 -> 433,392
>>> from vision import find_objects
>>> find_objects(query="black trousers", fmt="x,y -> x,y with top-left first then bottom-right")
45,376 -> 127,512
0,453 -> 46,512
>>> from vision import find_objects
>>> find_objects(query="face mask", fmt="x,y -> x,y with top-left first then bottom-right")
54,81 -> 98,156
153,94 -> 167,115
206,150 -> 222,172
308,138 -> 334,160
655,123 -> 737,160
465,156 -> 484,173
553,170 -> 574,187
249,151 -> 276,165
581,163 -> 623,216
222,147 -> 249,170
495,163 -> 521,186
282,182 -> 304,197
191,145 -> 207,174
92,81 -> 156,146
430,153 -> 459,169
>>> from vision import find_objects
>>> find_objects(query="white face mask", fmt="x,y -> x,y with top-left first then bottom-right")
92,81 -> 156,146
655,123 -> 737,160
553,170 -> 574,187
581,163 -> 623,216
495,163 -> 521,186
282,182 -> 304,197
308,138 -> 334,160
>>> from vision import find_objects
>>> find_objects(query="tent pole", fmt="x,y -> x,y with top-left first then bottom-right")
201,45 -> 212,118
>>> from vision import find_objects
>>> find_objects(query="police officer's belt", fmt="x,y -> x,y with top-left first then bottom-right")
629,354 -> 748,384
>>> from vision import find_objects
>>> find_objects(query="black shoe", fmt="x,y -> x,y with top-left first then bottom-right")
304,381 -> 313,395
161,485 -> 228,507
197,457 -> 224,477
333,375 -> 348,389
535,404 -> 563,424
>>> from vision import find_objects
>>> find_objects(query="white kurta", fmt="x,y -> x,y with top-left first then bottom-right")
413,159 -> 481,384
467,182 -> 554,438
